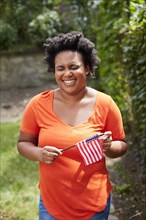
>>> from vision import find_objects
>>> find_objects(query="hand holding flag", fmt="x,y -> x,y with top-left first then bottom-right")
62,133 -> 104,166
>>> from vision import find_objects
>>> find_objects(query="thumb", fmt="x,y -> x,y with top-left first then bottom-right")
103,131 -> 112,139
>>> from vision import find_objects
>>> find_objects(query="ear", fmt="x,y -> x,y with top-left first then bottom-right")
85,65 -> 90,75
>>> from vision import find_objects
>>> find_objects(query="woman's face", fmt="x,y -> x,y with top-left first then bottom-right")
54,50 -> 89,95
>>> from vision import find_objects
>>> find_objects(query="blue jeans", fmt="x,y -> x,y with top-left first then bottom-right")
39,194 -> 111,220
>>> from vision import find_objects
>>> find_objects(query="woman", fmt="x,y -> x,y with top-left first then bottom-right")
17,31 -> 127,220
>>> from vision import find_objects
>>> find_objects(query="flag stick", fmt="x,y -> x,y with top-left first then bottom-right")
61,144 -> 75,152
61,133 -> 104,152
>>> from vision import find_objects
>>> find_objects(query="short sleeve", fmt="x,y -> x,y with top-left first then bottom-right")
104,97 -> 125,140
20,98 -> 40,134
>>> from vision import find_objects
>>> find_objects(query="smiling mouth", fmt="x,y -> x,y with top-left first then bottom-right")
63,80 -> 76,86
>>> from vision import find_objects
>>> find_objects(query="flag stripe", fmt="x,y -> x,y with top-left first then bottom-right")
85,142 -> 96,163
82,140 -> 97,165
80,141 -> 92,165
88,142 -> 100,161
76,137 -> 103,166
90,140 -> 102,160
77,142 -> 90,165
77,145 -> 89,165
95,139 -> 103,155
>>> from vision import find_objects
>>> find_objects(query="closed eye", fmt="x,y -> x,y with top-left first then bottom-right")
70,65 -> 80,70
56,66 -> 64,71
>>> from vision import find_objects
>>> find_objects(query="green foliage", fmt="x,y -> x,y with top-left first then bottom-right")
0,0 -> 102,50
129,0 -> 145,16
96,1 -> 128,88
0,0 -> 61,50
59,0 -> 100,43
0,20 -> 17,50
115,183 -> 132,194
0,122 -> 39,219
122,8 -> 146,154
93,0 -> 131,127
28,10 -> 61,46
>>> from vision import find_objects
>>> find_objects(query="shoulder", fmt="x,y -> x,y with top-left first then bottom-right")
87,87 -> 112,105
96,91 -> 112,104
27,90 -> 54,107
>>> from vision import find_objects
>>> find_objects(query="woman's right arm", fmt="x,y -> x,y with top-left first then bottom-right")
17,131 -> 62,164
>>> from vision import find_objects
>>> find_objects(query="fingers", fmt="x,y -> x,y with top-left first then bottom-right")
40,146 -> 62,164
44,146 -> 62,154
99,131 -> 112,152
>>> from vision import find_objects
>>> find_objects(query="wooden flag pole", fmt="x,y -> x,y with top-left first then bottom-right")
61,144 -> 75,152
61,133 -> 104,152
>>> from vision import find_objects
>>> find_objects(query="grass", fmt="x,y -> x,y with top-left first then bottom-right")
0,122 -> 39,220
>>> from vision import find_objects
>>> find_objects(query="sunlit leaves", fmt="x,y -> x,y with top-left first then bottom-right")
122,7 -> 146,153
28,10 -> 61,46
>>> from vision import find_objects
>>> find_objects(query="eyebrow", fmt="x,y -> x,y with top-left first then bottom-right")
56,65 -> 64,68
56,63 -> 81,67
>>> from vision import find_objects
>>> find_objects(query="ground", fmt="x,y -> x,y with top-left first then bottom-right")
1,85 -> 145,220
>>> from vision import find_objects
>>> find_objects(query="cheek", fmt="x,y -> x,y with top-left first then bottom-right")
55,72 -> 61,81
77,71 -> 87,80
54,74 -> 59,85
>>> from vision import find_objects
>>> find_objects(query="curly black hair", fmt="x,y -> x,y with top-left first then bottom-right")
43,31 -> 100,76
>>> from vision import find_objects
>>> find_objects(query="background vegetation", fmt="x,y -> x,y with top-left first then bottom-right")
0,123 -> 39,219
0,0 -> 146,219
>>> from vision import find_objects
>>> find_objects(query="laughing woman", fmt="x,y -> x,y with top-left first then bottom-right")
17,31 -> 127,220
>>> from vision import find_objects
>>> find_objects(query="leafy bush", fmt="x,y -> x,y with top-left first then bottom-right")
122,8 -> 146,155
0,20 -> 17,50
94,0 -> 130,126
28,10 -> 61,46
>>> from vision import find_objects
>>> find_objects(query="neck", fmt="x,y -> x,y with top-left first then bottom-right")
57,87 -> 88,103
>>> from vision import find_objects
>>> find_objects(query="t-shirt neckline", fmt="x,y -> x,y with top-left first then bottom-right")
50,90 -> 98,129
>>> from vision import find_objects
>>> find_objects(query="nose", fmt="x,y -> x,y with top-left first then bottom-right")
63,69 -> 73,77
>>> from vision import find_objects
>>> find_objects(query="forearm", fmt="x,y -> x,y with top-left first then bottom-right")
104,140 -> 127,158
17,142 -> 41,161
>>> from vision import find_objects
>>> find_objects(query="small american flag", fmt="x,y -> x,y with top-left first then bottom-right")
76,134 -> 103,166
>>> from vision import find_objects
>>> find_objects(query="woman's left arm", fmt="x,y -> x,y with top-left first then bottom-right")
101,97 -> 128,158
99,131 -> 128,158
103,140 -> 128,158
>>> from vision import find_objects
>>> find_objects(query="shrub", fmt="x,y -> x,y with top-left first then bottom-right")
122,8 -> 146,155
0,20 -> 17,50
28,10 -> 61,46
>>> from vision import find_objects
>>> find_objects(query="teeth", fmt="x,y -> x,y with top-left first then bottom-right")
63,80 -> 76,85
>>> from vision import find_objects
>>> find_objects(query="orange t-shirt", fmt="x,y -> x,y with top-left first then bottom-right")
20,90 -> 125,220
